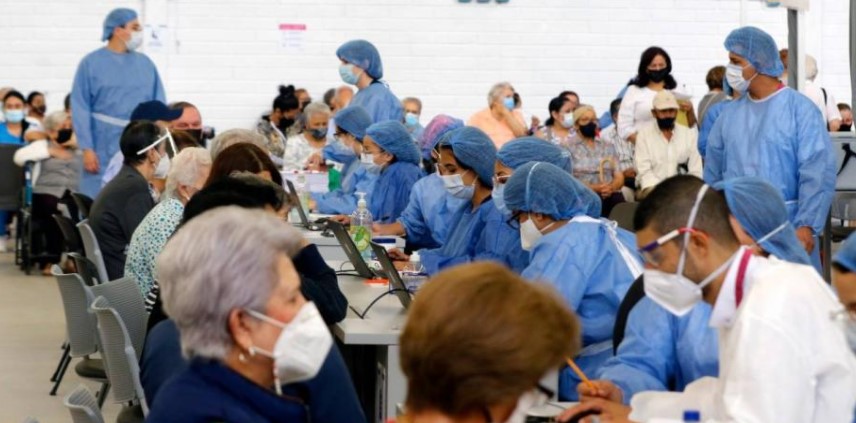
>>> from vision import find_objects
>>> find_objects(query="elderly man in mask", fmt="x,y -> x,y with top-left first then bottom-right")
704,26 -> 835,272
71,8 -> 166,197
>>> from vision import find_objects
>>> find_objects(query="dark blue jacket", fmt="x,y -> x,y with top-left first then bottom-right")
146,359 -> 308,422
141,320 -> 366,423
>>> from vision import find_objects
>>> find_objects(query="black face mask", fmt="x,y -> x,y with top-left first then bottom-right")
656,117 -> 676,131
647,68 -> 669,83
579,122 -> 598,138
840,124 -> 852,132
56,128 -> 73,144
278,118 -> 295,132
33,105 -> 46,115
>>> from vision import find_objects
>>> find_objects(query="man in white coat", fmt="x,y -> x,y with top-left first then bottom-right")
561,175 -> 856,423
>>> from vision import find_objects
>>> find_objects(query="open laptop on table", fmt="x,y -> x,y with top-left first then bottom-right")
285,179 -> 324,231
327,220 -> 385,279
370,242 -> 413,310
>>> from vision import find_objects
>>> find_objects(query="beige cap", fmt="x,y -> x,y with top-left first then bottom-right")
652,90 -> 679,110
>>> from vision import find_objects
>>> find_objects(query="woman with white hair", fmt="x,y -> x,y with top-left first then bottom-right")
467,82 -> 528,148
282,101 -> 332,171
146,207 -> 332,422
124,147 -> 211,296
13,110 -> 80,272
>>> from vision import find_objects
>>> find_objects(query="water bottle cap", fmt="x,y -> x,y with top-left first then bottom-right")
683,410 -> 701,421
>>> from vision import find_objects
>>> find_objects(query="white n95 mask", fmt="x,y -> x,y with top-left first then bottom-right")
126,30 -> 143,51
725,63 -> 757,94
246,302 -> 332,393
519,215 -> 555,252
441,172 -> 475,200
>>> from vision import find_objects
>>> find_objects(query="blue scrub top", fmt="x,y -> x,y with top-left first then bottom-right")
522,219 -> 640,400
420,197 -> 528,275
597,298 -> 719,404
0,123 -> 23,144
398,172 -> 467,250
312,161 -> 377,215
368,161 -> 422,224
71,47 -> 166,197
350,82 -> 404,124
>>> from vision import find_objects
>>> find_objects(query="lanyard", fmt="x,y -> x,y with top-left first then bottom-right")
734,249 -> 754,307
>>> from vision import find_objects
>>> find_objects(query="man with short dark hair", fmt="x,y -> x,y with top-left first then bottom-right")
89,121 -> 164,280
563,175 -> 856,423
839,103 -> 853,132
697,65 -> 726,126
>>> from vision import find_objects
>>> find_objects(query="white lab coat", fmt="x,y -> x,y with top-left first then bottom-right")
630,252 -> 856,423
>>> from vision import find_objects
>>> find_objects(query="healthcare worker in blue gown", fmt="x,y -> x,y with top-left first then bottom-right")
336,40 -> 403,124
585,176 -> 812,405
492,136 -> 580,218
71,8 -> 166,198
373,115 -> 468,250
312,106 -> 378,215
413,127 -> 528,274
504,161 -> 641,401
333,120 -> 421,224
704,26 -> 835,272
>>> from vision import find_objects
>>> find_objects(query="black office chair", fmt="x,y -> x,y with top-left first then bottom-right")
70,193 -> 94,221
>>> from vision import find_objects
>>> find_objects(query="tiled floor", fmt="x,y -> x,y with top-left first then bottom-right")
0,252 -> 118,423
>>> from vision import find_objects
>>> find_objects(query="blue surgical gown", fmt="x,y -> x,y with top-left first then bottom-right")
312,158 -> 377,215
351,82 -> 403,124
697,99 -> 732,158
71,47 -> 166,198
398,173 -> 467,250
597,298 -> 719,404
368,161 -> 422,224
704,88 -> 835,271
521,220 -> 639,400
407,123 -> 424,144
420,198 -> 529,275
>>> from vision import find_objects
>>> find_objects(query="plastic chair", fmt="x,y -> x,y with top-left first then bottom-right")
70,192 -> 94,220
69,252 -> 104,287
50,265 -> 110,403
91,296 -> 148,422
831,192 -> 856,242
64,384 -> 106,423
608,201 -> 639,232
53,214 -> 84,256
77,219 -> 110,285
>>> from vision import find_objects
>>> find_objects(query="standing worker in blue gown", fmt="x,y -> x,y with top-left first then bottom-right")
373,115 -> 467,250
406,127 -> 528,274
71,8 -> 166,198
336,40 -> 403,124
312,106 -> 377,215
704,26 -> 835,271
503,161 -> 642,401
583,176 -> 812,405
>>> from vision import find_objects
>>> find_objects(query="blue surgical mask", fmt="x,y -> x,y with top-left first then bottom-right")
441,171 -> 475,200
3,109 -> 24,123
309,127 -> 327,140
503,96 -> 515,111
492,183 -> 511,217
404,113 -> 419,127
339,64 -> 361,85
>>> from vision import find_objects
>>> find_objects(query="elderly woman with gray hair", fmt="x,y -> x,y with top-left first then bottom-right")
13,110 -> 80,273
145,207 -> 335,422
467,82 -> 528,148
282,101 -> 332,171
124,147 -> 211,296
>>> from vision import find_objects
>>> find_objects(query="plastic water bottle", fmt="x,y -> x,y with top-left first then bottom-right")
350,192 -> 372,260
401,251 -> 428,293
683,410 -> 701,422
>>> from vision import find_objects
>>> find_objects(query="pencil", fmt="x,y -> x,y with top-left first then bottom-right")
566,357 -> 597,393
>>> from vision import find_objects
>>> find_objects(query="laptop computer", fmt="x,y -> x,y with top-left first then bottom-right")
284,180 -> 324,231
370,242 -> 413,310
327,220 -> 384,279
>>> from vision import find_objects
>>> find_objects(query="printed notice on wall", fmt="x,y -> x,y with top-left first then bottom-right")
278,23 -> 306,54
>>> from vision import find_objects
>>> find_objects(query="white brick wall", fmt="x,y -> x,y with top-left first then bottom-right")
0,0 -> 850,132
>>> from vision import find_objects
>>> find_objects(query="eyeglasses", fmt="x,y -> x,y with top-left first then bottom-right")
637,227 -> 699,266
